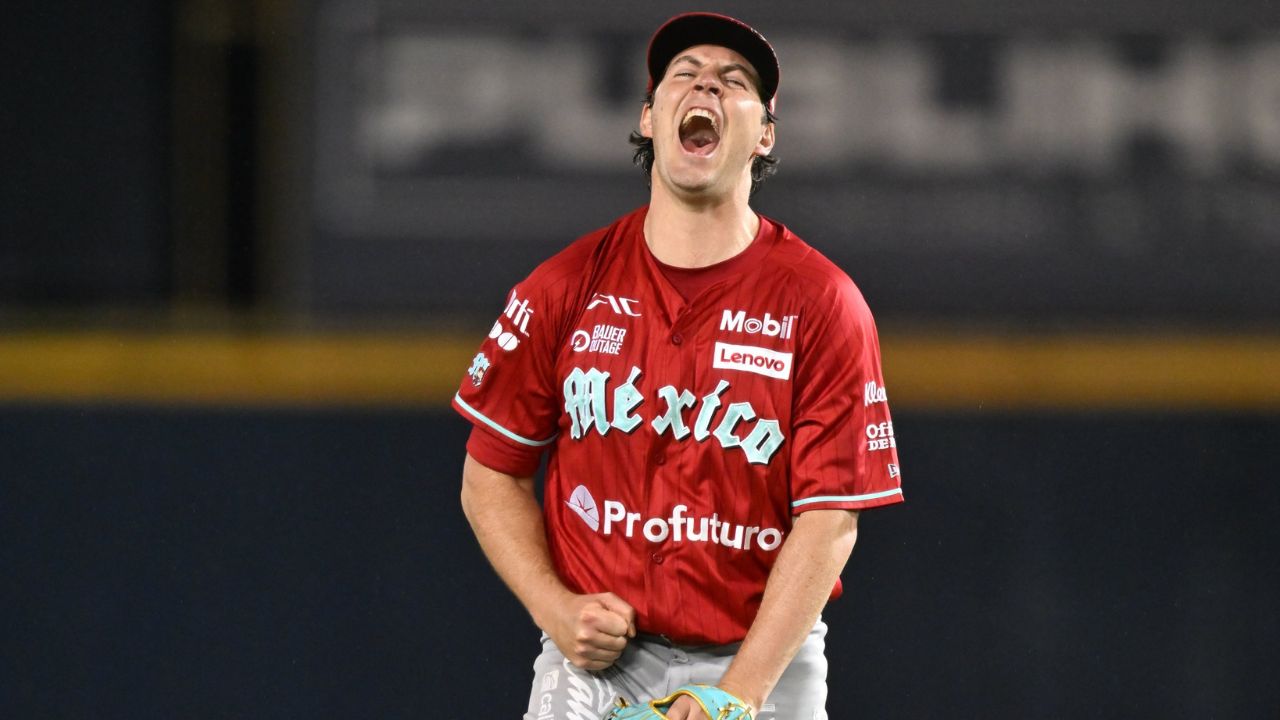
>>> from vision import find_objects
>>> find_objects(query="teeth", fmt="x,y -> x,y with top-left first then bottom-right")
681,108 -> 719,135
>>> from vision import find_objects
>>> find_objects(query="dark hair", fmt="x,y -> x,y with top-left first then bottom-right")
628,94 -> 779,196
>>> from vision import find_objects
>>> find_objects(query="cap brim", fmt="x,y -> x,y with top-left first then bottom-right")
646,12 -> 779,109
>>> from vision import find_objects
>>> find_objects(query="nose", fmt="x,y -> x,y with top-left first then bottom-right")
693,75 -> 722,96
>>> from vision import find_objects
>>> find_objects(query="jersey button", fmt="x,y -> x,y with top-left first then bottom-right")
654,454 -> 666,466
670,332 -> 683,345
650,553 -> 664,564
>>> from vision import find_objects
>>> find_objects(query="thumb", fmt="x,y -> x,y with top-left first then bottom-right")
598,593 -> 637,637
665,695 -> 702,720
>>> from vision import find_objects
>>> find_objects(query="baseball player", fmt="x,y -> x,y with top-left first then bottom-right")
454,12 -> 903,719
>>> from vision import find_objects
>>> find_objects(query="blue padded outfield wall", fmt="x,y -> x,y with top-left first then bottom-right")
3,406 -> 1277,718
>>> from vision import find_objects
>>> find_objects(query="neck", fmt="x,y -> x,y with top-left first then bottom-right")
644,180 -> 758,269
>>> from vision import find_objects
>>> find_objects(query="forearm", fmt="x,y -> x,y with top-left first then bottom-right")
460,453 -> 570,630
718,509 -> 859,711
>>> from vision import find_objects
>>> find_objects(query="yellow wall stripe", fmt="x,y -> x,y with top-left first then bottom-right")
884,333 -> 1280,411
1,331 -> 1277,410
0,332 -> 475,407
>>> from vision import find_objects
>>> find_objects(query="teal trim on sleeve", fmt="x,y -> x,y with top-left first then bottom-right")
791,488 -> 903,507
454,393 -> 557,447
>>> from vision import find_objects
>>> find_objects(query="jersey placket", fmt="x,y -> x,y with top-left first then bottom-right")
638,303 -> 695,637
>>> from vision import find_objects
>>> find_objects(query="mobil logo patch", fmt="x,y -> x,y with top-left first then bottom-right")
720,309 -> 797,339
712,341 -> 793,380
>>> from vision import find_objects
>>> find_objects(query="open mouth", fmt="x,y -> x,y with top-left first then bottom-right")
679,108 -> 720,156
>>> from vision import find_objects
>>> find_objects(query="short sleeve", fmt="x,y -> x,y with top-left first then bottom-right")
788,278 -> 904,513
452,276 -> 566,471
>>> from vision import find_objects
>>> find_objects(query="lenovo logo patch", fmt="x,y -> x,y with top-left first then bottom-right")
712,342 -> 793,380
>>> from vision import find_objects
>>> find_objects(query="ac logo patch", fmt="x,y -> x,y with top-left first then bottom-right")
587,293 -> 641,317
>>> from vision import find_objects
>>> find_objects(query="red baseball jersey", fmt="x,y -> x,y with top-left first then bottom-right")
453,206 -> 903,644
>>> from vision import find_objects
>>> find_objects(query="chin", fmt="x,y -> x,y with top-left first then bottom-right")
666,176 -> 718,198
661,163 -> 719,194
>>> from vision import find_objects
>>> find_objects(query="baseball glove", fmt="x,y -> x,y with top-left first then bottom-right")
602,684 -> 752,720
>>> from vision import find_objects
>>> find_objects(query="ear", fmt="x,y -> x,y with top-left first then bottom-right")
754,120 -> 776,158
639,102 -> 654,140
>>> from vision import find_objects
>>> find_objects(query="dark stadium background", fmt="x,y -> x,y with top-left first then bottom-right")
2,1 -> 1278,718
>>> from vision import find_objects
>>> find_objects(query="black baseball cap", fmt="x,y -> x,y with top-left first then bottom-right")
646,12 -> 780,111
